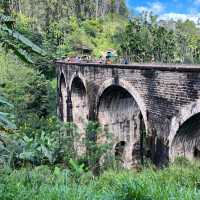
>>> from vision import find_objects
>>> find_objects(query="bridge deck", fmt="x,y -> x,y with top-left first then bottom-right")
56,61 -> 200,72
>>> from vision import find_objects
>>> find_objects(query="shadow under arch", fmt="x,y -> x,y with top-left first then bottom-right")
115,141 -> 126,162
95,78 -> 148,132
70,75 -> 89,156
70,75 -> 88,128
69,72 -> 87,93
169,99 -> 200,161
96,79 -> 149,166
59,73 -> 67,121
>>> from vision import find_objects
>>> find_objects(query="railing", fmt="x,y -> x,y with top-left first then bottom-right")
55,60 -> 200,72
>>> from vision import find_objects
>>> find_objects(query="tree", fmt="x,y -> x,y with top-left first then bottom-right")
115,15 -> 177,63
175,20 -> 200,64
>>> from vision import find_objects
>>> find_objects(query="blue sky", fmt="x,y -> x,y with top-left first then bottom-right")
126,0 -> 200,23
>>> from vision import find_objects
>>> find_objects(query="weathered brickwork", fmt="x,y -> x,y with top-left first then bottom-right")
56,62 -> 200,166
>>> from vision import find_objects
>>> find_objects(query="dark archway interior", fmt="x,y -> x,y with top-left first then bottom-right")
71,78 -> 86,100
98,86 -> 140,137
71,77 -> 88,155
194,147 -> 200,159
132,142 -> 140,164
172,113 -> 200,160
60,74 -> 67,121
98,85 -> 147,166
115,141 -> 126,160
71,77 -> 88,131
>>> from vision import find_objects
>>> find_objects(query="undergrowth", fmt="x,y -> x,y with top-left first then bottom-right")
1,159 -> 200,200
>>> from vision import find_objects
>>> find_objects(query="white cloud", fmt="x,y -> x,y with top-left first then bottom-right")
135,6 -> 149,13
130,1 -> 200,26
150,2 -> 164,14
135,1 -> 165,15
158,13 -> 200,24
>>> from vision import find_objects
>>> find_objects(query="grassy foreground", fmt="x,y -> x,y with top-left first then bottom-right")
1,160 -> 200,200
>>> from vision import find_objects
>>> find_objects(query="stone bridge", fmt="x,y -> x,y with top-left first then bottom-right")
55,61 -> 200,167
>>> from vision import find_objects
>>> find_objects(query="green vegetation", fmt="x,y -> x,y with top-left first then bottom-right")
0,1 -> 200,199
0,96 -> 16,131
0,13 -> 45,64
116,15 -> 200,63
1,160 -> 200,200
0,52 -> 51,126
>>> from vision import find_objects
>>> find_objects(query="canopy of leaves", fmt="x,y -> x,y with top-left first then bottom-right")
115,15 -> 200,64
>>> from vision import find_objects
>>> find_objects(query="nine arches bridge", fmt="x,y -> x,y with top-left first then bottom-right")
55,61 -> 200,167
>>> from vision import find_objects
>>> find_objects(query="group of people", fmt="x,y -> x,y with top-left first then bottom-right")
65,53 -> 129,65
66,56 -> 83,63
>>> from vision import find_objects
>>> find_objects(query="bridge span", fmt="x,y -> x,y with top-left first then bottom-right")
55,61 -> 200,166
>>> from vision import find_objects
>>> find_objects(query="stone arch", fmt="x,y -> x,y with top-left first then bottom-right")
96,79 -> 148,167
96,78 -> 148,131
70,75 -> 88,155
69,72 -> 87,93
59,73 -> 67,122
169,99 -> 200,161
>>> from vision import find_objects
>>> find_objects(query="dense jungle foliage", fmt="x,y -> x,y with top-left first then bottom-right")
0,0 -> 200,199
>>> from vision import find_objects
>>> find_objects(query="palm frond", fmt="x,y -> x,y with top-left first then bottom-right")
1,26 -> 46,56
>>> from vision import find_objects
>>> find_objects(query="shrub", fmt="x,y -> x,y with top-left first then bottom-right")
0,116 -> 80,168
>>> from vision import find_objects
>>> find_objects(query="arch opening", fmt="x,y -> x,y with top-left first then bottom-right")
71,77 -> 88,154
60,74 -> 67,122
98,85 -> 148,167
194,147 -> 200,159
71,77 -> 88,128
171,113 -> 200,161
115,141 -> 126,162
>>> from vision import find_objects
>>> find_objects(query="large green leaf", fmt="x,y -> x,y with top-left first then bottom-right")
0,15 -> 15,24
41,145 -> 57,164
0,112 -> 9,117
1,39 -> 34,63
0,96 -> 13,108
1,26 -> 46,56
0,96 -> 16,130
0,113 -> 16,130
13,47 -> 34,64
18,151 -> 36,162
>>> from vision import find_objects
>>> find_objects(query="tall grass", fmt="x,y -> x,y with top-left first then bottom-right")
1,160 -> 200,200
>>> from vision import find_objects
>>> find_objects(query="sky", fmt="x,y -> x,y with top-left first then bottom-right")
126,0 -> 200,24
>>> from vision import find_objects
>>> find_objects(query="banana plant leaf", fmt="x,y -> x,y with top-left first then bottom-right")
0,96 -> 13,107
3,40 -> 34,64
1,26 -> 46,56
0,112 -> 9,117
0,97 -> 16,130
0,114 -> 16,130
0,15 -> 15,23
